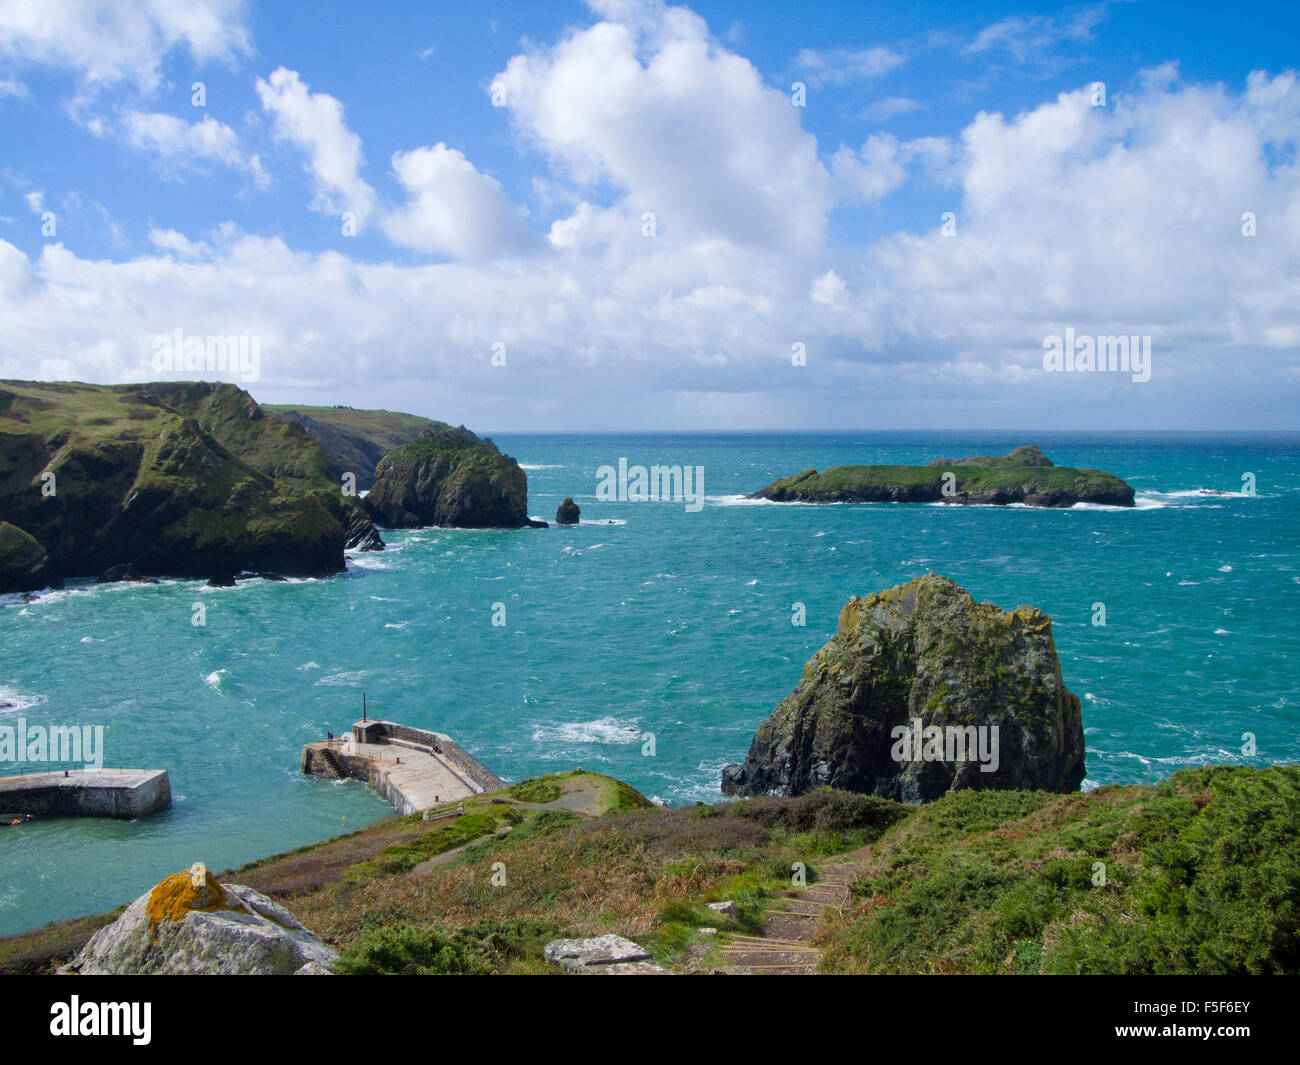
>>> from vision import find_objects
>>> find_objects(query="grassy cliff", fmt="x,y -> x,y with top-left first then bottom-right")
0,380 -> 376,587
3,764 -> 1295,975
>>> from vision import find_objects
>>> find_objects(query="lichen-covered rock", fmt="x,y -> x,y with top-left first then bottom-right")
364,427 -> 530,529
555,497 -> 580,525
721,575 -> 1085,802
65,863 -> 337,975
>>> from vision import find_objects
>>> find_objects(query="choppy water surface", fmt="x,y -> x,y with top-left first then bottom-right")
1,431 -> 1296,933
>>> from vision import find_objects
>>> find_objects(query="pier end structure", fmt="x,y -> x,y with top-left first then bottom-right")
0,768 -> 171,820
302,720 -> 504,816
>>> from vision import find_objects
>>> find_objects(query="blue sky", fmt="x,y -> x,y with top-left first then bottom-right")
1,0 -> 1298,430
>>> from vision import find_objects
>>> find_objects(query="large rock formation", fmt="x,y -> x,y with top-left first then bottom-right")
556,497 -> 581,525
721,575 -> 1085,802
65,863 -> 337,975
751,446 -> 1134,507
0,380 -> 384,589
0,521 -> 61,593
364,426 -> 533,529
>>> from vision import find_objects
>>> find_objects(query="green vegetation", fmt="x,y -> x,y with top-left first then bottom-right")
817,765 -> 1300,974
0,379 -> 372,583
752,447 -> 1134,506
4,766 -> 1296,976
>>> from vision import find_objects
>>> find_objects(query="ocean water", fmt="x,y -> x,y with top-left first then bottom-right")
1,431 -> 1297,935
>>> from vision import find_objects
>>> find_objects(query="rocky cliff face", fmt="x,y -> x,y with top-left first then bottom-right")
721,574 -> 1085,802
266,405 -> 448,491
0,380 -> 383,589
364,427 -> 532,529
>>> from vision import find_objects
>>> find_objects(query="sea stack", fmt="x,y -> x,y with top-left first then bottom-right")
556,497 -> 581,525
721,574 -> 1085,802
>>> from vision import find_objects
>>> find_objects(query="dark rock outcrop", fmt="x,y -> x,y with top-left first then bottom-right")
343,504 -> 384,551
721,574 -> 1085,802
364,427 -> 531,529
751,446 -> 1134,507
0,521 -> 62,594
556,497 -> 581,525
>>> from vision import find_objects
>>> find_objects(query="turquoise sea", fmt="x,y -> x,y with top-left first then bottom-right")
1,431 -> 1297,935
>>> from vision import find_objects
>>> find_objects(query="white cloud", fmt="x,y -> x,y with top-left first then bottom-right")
0,0 -> 251,91
494,3 -> 833,251
831,133 -> 954,203
256,67 -> 376,228
964,3 -> 1110,64
811,269 -> 847,306
122,111 -> 268,186
856,96 -> 924,124
148,226 -> 210,259
382,144 -> 541,260
793,46 -> 906,89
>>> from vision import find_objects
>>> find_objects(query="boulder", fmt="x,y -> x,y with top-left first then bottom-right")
65,863 -> 337,975
543,934 -> 668,974
555,497 -> 581,525
722,574 -> 1085,802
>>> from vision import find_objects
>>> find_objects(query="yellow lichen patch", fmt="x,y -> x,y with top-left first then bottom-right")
145,864 -> 233,939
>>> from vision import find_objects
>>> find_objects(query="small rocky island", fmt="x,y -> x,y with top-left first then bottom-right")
722,574 -> 1085,801
556,497 -> 580,524
750,445 -> 1134,507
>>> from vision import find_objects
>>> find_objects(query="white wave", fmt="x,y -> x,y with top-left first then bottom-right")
204,670 -> 227,690
530,715 -> 641,745
346,555 -> 390,570
745,578 -> 759,586
1214,628 -> 1232,635
1218,565 -> 1233,572
384,621 -> 409,630
297,661 -> 321,671
705,494 -> 779,506
318,670 -> 371,686
580,518 -> 626,525
0,686 -> 45,714
519,463 -> 564,470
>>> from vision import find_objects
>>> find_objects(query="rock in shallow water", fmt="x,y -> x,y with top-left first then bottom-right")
65,863 -> 337,975
721,574 -> 1085,802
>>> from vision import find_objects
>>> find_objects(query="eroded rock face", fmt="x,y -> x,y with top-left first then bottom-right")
364,427 -> 530,529
555,497 -> 580,525
721,575 -> 1085,802
66,863 -> 337,975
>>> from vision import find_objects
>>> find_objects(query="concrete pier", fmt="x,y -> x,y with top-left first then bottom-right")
0,768 -> 171,820
301,720 -> 503,816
